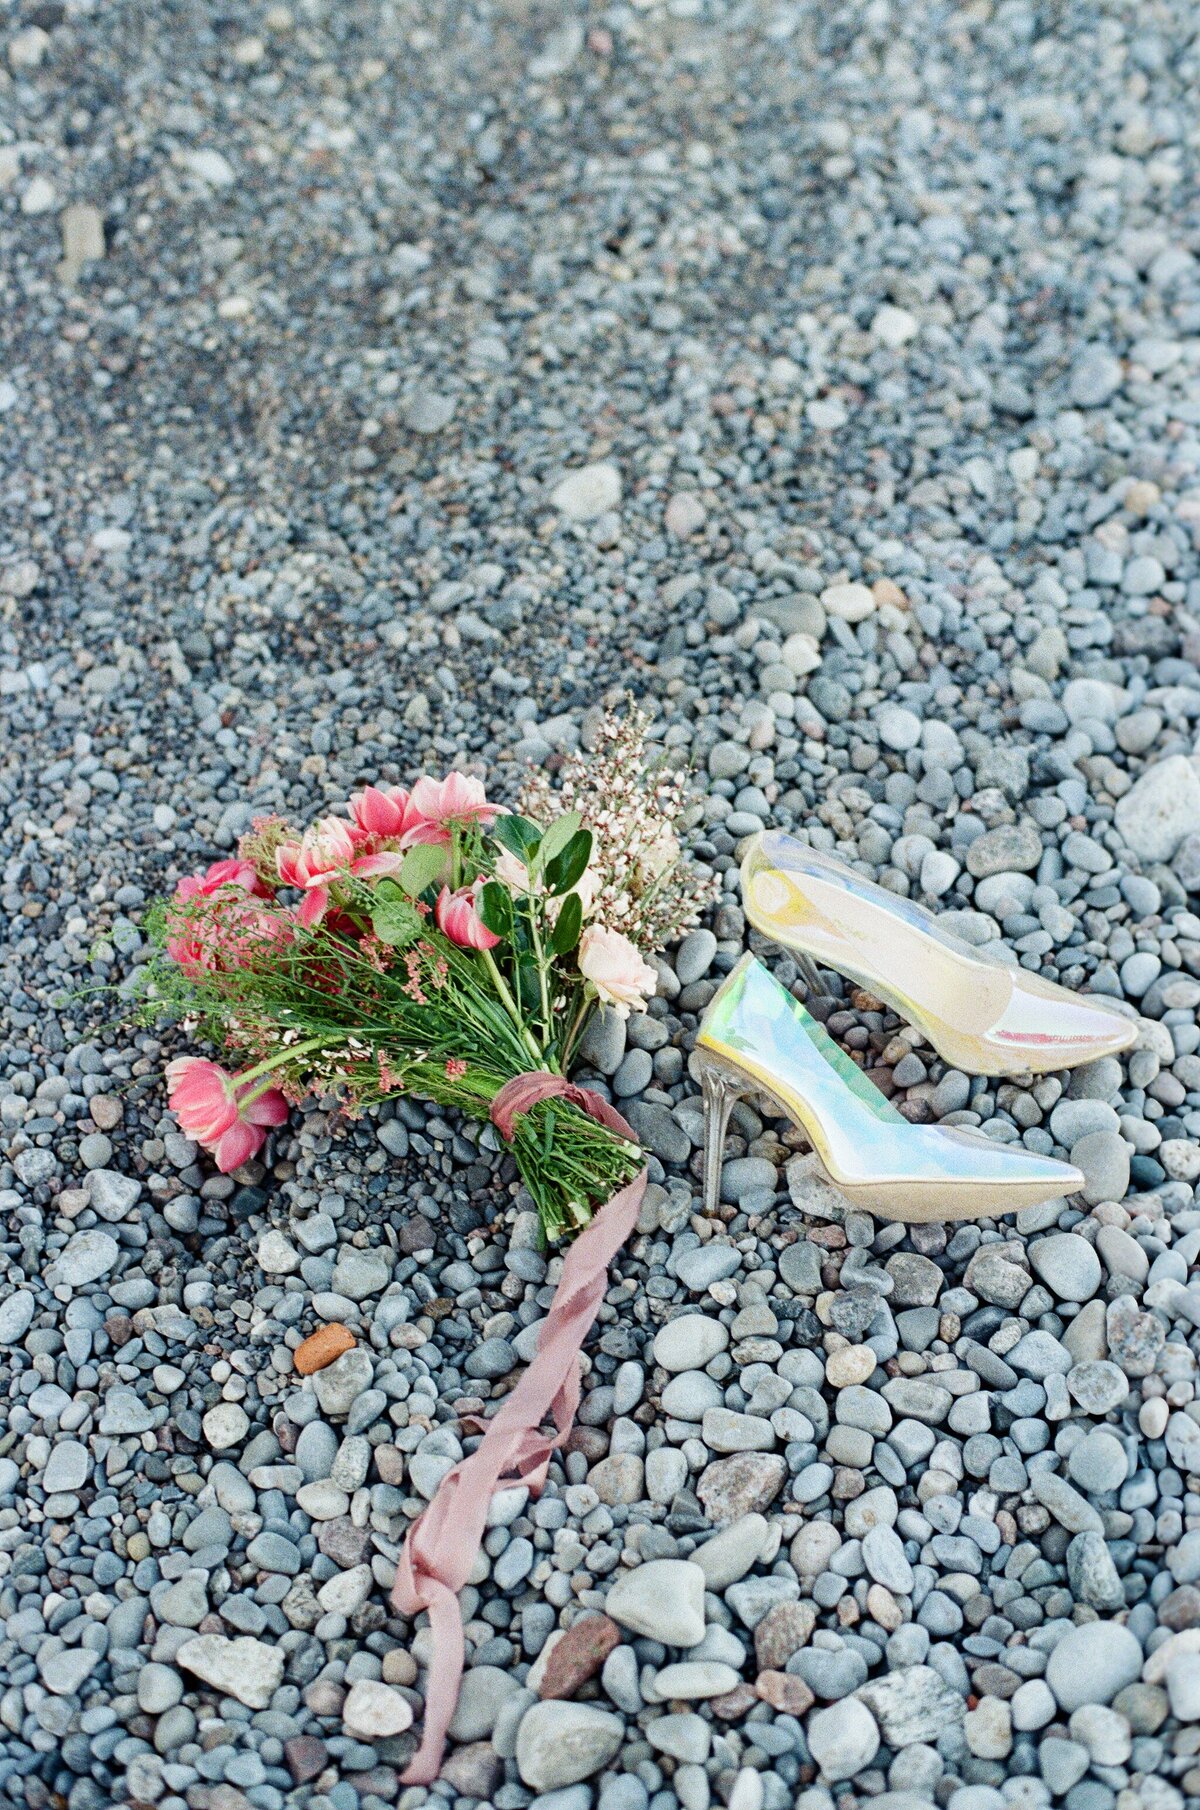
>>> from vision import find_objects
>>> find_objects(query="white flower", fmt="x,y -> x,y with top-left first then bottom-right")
577,924 -> 657,1018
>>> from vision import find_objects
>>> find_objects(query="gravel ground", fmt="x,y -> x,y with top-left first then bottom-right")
3,3 -> 1200,1810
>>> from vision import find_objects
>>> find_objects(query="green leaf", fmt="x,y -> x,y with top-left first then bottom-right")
491,814 -> 542,862
477,880 -> 513,937
398,842 -> 448,898
545,828 -> 593,897
516,957 -> 543,1006
537,810 -> 582,868
371,898 -> 424,948
551,891 -> 583,956
372,878 -> 403,903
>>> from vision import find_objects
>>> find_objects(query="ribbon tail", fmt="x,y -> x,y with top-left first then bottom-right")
398,1580 -> 465,1785
391,1165 -> 646,1783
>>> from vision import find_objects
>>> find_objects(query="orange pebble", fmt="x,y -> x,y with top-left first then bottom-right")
294,1323 -> 356,1375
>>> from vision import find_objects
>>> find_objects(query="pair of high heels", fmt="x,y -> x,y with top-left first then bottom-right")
695,832 -> 1137,1223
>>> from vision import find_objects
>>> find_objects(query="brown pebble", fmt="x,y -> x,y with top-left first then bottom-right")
382,1649 -> 418,1686
538,1614 -> 621,1700
756,1671 -> 815,1715
294,1323 -> 356,1375
90,1095 -> 124,1131
754,1601 -> 815,1671
283,1736 -> 327,1785
711,1683 -> 758,1720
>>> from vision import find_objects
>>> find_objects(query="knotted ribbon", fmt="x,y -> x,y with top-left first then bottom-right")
391,1072 -> 647,1784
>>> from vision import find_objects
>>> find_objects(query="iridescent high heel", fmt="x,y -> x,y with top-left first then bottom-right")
695,955 -> 1084,1223
741,832 -> 1137,1079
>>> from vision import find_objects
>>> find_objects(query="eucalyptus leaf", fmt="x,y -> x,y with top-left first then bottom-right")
545,827 -> 593,896
551,890 -> 583,956
537,810 -> 582,868
398,842 -> 448,898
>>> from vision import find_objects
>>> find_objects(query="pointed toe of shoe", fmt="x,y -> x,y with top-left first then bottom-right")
987,981 -> 1139,1074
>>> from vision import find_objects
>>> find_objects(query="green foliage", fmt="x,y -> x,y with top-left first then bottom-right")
551,891 -> 583,956
491,814 -> 542,862
371,895 -> 424,948
398,843 -> 447,898
544,828 -> 592,896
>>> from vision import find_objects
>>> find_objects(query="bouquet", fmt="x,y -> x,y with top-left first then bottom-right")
138,704 -> 714,1240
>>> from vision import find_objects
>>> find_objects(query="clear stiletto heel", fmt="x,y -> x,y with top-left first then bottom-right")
742,832 -> 1137,1078
793,952 -> 825,1000
696,954 -> 1084,1224
699,1060 -> 746,1217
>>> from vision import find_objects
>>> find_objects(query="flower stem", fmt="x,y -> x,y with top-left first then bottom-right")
527,901 -> 552,1036
235,1035 -> 327,1089
480,947 -> 546,1069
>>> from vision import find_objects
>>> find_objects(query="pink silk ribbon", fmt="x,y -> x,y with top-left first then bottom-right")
391,1072 -> 647,1784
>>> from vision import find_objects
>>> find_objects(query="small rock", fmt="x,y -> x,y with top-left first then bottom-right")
515,1701 -> 624,1791
342,1679 -> 414,1739
605,1560 -> 706,1646
294,1323 -> 356,1375
550,462 -> 622,521
176,1635 -> 284,1709
807,1699 -> 880,1782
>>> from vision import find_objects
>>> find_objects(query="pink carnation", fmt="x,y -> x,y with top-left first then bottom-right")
166,1056 -> 289,1173
276,815 -> 404,927
435,884 -> 500,951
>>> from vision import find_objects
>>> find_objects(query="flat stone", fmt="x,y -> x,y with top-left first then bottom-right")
1030,1232 -> 1102,1301
176,1635 -> 284,1709
86,1169 -> 141,1221
653,1315 -> 729,1372
693,1515 -> 772,1590
46,1230 -> 119,1288
312,1347 -> 374,1416
537,1616 -> 621,1700
701,1407 -> 775,1452
856,1664 -> 966,1746
42,1440 -> 89,1494
820,582 -> 876,623
441,1663 -> 519,1740
696,1453 -> 787,1523
330,1247 -> 391,1299
38,1646 -> 100,1696
203,1403 -> 250,1451
1046,1622 -> 1143,1710
550,462 -> 622,521
807,1698 -> 881,1782
605,1560 -> 706,1646
0,1290 -> 35,1343
343,1679 -> 414,1739
515,1701 -> 624,1791
966,823 -> 1043,878
653,1661 -> 741,1700
1114,755 -> 1200,861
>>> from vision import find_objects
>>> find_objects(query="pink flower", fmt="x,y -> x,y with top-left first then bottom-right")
174,858 -> 271,906
347,783 -> 425,842
407,772 -> 500,843
276,815 -> 404,927
577,924 -> 657,1018
435,884 -> 501,951
166,1056 -> 289,1173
